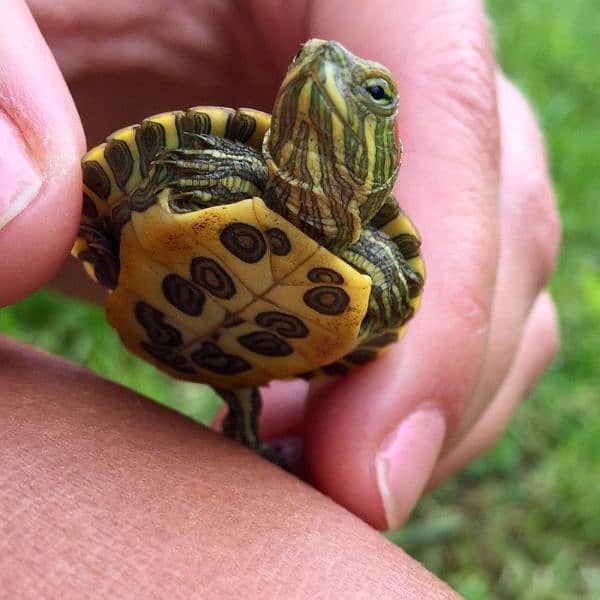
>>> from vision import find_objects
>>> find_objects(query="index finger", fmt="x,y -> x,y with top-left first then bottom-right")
0,0 -> 84,306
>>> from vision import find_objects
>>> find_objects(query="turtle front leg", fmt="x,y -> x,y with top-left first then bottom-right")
216,387 -> 286,466
341,226 -> 422,340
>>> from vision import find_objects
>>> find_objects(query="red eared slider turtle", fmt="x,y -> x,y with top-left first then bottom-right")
73,39 -> 425,460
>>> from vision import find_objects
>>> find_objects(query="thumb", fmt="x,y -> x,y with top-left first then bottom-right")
0,0 -> 84,306
302,0 -> 499,530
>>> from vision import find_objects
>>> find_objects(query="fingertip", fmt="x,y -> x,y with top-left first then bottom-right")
0,0 -> 84,305
303,343 -> 449,530
305,379 -> 448,530
375,404 -> 446,529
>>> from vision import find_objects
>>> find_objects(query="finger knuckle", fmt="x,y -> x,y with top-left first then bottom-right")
516,292 -> 559,400
515,171 -> 561,285
532,292 -> 560,365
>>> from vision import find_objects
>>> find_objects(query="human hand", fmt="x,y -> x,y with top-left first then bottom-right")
11,0 -> 560,533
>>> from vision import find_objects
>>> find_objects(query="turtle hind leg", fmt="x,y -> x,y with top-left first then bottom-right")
216,387 -> 287,467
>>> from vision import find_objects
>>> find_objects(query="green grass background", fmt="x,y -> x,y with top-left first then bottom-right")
1,1 -> 598,597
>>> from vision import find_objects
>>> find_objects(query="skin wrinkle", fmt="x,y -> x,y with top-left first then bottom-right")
0,70 -> 45,168
28,0 -> 161,74
27,0 -> 163,34
31,1 -> 216,83
420,20 -> 499,161
1,15 -> 81,164
39,1 -> 283,113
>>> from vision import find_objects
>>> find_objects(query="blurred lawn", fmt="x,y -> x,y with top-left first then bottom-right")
1,1 -> 599,598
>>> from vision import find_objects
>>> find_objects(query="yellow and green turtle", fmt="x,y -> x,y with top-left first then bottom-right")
73,39 -> 425,460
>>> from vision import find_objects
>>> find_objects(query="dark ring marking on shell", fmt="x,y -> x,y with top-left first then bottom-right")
220,223 -> 267,263
298,370 -> 316,380
76,222 -> 120,288
303,286 -> 350,316
173,111 -> 188,147
82,193 -> 99,219
135,301 -> 183,346
255,311 -> 308,338
105,138 -> 134,189
182,110 -> 212,139
111,201 -> 132,236
307,267 -> 344,284
141,342 -> 195,374
136,120 -> 166,177
190,257 -> 236,299
398,306 -> 415,326
407,271 -> 424,299
366,331 -> 398,348
191,341 -> 251,375
229,112 -> 257,143
78,248 -> 119,289
393,233 -> 421,260
265,228 -> 291,256
371,198 -> 399,228
162,274 -> 205,316
345,349 -> 377,365
223,315 -> 245,328
82,161 -> 111,200
322,362 -> 350,376
129,185 -> 158,213
237,331 -> 293,357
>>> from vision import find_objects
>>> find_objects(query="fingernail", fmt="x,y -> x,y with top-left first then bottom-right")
375,405 -> 446,530
0,110 -> 42,230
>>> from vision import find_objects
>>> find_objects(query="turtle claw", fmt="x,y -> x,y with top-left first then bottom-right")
258,444 -> 290,470
258,436 -> 304,473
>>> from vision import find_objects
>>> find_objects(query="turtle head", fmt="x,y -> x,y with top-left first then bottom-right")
263,39 -> 401,252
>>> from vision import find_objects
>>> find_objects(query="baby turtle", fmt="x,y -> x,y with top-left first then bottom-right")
73,39 -> 425,460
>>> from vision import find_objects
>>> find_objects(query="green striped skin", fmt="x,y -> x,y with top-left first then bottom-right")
73,40 -> 425,461
263,39 -> 400,254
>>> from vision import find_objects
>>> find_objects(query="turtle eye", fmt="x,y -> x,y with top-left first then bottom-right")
368,85 -> 385,100
362,77 -> 395,107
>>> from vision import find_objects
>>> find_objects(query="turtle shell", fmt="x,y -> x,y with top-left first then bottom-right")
73,104 -> 424,389
106,194 -> 372,389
